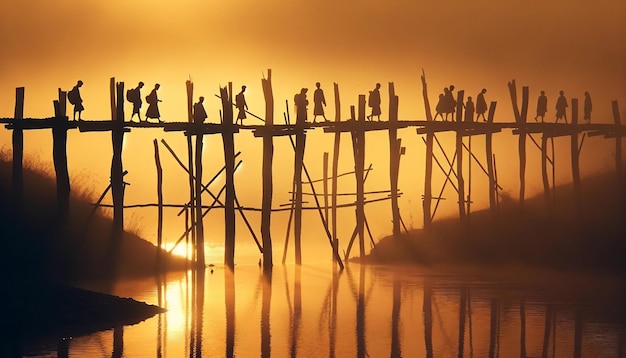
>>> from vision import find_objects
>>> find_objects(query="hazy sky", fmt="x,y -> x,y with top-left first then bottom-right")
1,0 -> 624,262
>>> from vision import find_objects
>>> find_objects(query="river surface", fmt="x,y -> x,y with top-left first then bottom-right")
22,263 -> 626,357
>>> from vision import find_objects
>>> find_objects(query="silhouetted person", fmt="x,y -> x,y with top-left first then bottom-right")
555,90 -> 568,123
584,91 -> 592,123
313,82 -> 327,122
193,96 -> 208,124
443,86 -> 457,121
434,93 -> 445,121
464,96 -> 475,123
68,80 -> 84,120
146,83 -> 162,122
235,85 -> 248,124
127,81 -> 144,122
476,88 -> 487,121
367,83 -> 382,121
535,90 -> 548,122
294,88 -> 309,123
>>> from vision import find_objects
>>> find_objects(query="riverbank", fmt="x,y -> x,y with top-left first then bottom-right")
361,170 -> 626,275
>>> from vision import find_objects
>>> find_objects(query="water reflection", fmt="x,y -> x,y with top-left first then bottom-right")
23,265 -> 626,357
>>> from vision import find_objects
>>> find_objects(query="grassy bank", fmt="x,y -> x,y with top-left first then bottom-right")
0,151 -> 188,284
363,169 -> 626,275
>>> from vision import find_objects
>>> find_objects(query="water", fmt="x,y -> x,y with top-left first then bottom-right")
23,264 -> 626,357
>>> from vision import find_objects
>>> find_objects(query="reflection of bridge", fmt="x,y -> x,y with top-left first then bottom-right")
2,71 -> 624,271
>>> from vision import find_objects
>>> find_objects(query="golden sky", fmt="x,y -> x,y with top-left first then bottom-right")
1,0 -> 625,262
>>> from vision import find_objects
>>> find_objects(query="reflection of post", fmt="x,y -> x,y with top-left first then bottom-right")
290,266 -> 302,357
457,287 -> 467,358
329,266 -> 339,357
541,304 -> 553,358
195,269 -> 205,357
488,298 -> 498,358
12,87 -> 25,212
520,297 -> 527,358
573,309 -> 582,358
390,274 -> 401,357
112,326 -> 124,358
261,271 -> 272,358
423,278 -> 433,358
261,70 -> 274,271
357,265 -> 367,358
225,268 -> 235,358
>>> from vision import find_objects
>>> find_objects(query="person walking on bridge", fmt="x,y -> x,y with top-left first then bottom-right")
235,85 -> 248,125
555,90 -> 568,124
145,83 -> 162,122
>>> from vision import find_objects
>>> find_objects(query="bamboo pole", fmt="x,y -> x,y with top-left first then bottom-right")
420,71 -> 434,233
388,82 -> 401,238
570,98 -> 581,218
154,139 -> 163,269
486,102 -> 497,215
12,87 -> 24,211
52,89 -> 70,226
541,133 -> 551,213
111,79 -> 125,243
455,90 -> 466,221
261,70 -> 274,271
331,83 -> 341,266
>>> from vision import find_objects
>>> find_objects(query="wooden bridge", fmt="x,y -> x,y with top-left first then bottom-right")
2,70 -> 624,272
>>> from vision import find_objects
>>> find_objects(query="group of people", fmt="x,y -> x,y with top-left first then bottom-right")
67,80 -> 163,122
534,90 -> 592,123
434,86 -> 488,122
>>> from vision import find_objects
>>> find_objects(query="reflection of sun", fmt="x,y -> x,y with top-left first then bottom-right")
163,275 -> 190,335
163,242 -> 224,264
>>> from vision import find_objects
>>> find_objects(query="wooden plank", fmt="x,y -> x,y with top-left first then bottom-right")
261,70 -> 274,271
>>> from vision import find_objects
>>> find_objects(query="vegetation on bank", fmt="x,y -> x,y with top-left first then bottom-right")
363,169 -> 626,274
0,151 -> 188,284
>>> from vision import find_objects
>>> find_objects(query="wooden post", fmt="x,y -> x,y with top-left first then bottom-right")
355,95 -> 367,258
331,83 -> 341,265
612,101 -> 622,185
293,93 -> 307,265
388,82 -> 401,238
570,98 -> 581,217
541,133 -> 551,213
52,89 -> 70,225
508,80 -> 529,212
194,81 -> 206,268
323,152 -> 330,228
154,139 -> 163,269
455,90 -> 466,221
486,102 -> 497,215
420,71 -> 434,233
111,79 -> 125,243
261,70 -> 274,271
12,87 -> 25,211
186,81 -> 196,263
222,84 -> 236,269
